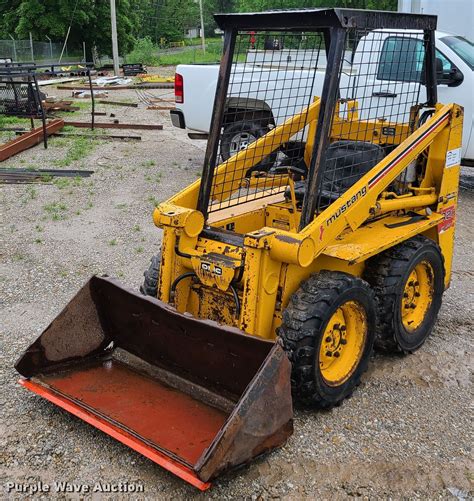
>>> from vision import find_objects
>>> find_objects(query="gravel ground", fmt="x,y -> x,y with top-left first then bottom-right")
1,84 -> 473,499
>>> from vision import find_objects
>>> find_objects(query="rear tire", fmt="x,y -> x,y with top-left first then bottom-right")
140,254 -> 161,297
365,235 -> 445,353
278,271 -> 376,408
220,120 -> 277,172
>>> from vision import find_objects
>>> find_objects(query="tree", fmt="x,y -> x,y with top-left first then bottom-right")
0,0 -> 139,57
237,0 -> 397,12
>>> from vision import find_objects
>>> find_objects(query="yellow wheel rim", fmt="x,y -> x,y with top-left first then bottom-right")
401,260 -> 434,332
319,300 -> 367,387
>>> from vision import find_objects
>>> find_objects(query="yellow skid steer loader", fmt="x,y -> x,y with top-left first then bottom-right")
16,9 -> 462,490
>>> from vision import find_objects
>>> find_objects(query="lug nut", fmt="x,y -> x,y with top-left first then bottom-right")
333,323 -> 340,329
415,292 -> 420,297
334,352 -> 340,358
325,336 -> 332,342
410,304 -> 416,309
325,351 -> 332,357
340,339 -> 347,345
408,281 -> 414,286
414,281 -> 419,286
340,325 -> 346,331
403,292 -> 409,298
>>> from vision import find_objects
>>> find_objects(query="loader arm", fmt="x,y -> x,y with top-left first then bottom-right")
301,104 -> 458,257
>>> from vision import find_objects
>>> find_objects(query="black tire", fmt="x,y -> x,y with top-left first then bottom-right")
140,254 -> 161,297
220,120 -> 277,172
278,271 -> 376,408
365,235 -> 445,354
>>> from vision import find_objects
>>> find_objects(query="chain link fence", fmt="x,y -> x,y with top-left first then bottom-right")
0,39 -> 81,63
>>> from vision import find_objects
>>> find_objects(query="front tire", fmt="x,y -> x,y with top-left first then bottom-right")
278,271 -> 376,408
365,235 -> 445,353
140,254 -> 161,297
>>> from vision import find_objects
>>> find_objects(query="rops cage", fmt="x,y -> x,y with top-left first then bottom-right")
198,8 -> 438,229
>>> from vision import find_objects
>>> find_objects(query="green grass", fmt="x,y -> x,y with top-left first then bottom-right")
147,195 -> 160,207
53,176 -> 83,190
44,201 -> 68,221
0,115 -> 31,127
108,239 -> 118,246
157,42 -> 225,65
54,136 -> 97,167
141,160 -> 156,169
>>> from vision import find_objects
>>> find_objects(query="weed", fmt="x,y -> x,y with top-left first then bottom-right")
26,186 -> 37,200
133,224 -> 141,232
54,136 -> 97,167
147,195 -> 160,207
141,160 -> 156,168
44,201 -> 68,221
12,253 -> 24,261
135,246 -> 144,254
59,270 -> 68,278
35,224 -> 43,232
35,237 -> 43,244
53,178 -> 71,189
115,203 -> 127,210
109,239 -> 118,246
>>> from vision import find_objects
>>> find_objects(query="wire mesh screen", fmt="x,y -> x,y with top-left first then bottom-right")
205,26 -> 428,221
207,30 -> 326,213
0,74 -> 43,117
314,28 -> 426,213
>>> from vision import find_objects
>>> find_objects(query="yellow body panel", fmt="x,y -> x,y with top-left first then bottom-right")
153,101 -> 463,340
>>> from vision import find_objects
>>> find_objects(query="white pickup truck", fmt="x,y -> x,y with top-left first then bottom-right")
170,30 -> 474,164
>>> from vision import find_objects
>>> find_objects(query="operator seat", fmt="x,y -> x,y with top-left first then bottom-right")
285,140 -> 384,207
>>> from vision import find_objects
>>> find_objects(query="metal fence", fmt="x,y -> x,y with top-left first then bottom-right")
0,39 -> 80,64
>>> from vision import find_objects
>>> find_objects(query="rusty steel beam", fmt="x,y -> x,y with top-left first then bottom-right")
0,119 -> 64,162
98,100 -> 138,107
0,168 -> 93,184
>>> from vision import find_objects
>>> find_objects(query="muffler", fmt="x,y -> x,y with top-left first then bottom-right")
15,276 -> 293,490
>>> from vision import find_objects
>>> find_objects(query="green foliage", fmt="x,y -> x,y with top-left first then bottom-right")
0,0 -> 397,60
237,0 -> 396,11
126,37 -> 159,65
157,41 -> 224,65
0,0 -> 137,57
54,136 -> 97,167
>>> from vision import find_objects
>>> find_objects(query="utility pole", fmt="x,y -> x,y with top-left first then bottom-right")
29,32 -> 34,61
46,35 -> 53,61
110,0 -> 120,75
198,0 -> 206,53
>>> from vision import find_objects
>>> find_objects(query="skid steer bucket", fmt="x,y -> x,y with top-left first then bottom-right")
15,276 -> 293,490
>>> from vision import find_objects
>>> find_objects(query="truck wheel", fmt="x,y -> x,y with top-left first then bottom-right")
140,254 -> 161,297
220,120 -> 277,171
365,236 -> 444,353
278,271 -> 376,408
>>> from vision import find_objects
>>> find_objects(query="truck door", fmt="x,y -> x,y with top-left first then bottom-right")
351,33 -> 427,125
352,32 -> 472,162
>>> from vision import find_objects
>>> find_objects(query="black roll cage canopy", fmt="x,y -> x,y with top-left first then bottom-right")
198,8 -> 439,228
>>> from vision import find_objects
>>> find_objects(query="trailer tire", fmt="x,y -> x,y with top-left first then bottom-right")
365,235 -> 444,353
221,120 -> 277,172
278,271 -> 376,408
140,254 -> 161,297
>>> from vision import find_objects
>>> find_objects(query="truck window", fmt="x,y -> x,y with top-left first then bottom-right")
441,36 -> 474,70
377,36 -> 425,82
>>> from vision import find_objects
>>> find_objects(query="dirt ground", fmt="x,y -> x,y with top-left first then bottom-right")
1,83 -> 473,499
